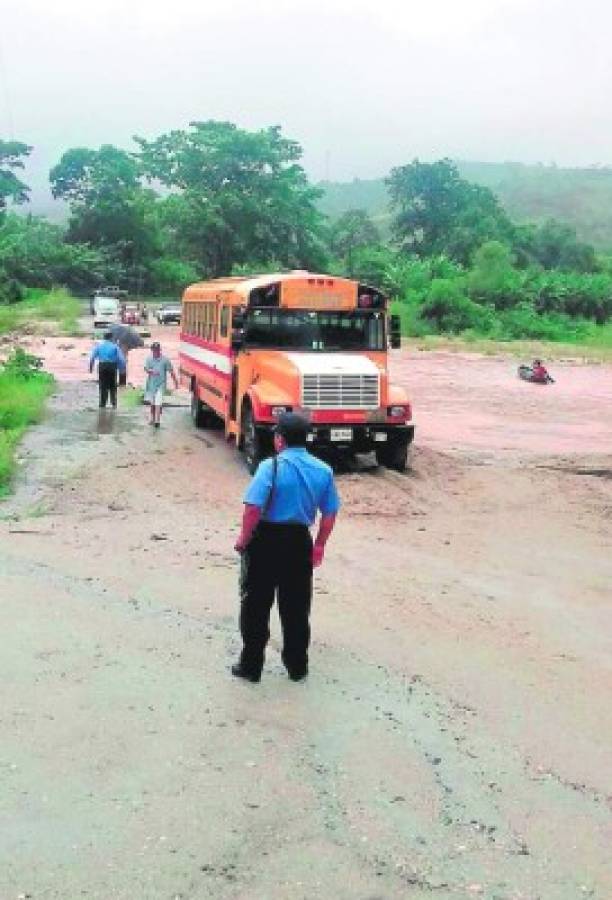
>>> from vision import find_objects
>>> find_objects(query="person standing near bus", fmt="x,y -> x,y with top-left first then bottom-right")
89,331 -> 126,409
144,341 -> 178,427
233,412 -> 340,683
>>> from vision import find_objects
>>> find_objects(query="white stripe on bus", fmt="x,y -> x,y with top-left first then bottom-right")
180,341 -> 232,376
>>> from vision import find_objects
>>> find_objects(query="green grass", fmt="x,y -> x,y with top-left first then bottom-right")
0,356 -> 54,496
120,386 -> 144,408
404,334 -> 612,362
0,288 -> 81,336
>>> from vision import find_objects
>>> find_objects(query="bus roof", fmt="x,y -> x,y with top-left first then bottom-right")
183,271 -> 362,302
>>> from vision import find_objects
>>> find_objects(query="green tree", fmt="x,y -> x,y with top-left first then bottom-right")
49,145 -> 161,286
0,140 -> 32,211
0,212 -> 122,293
135,121 -> 326,276
468,241 -> 523,309
516,219 -> 598,273
419,278 -> 494,333
329,208 -> 379,273
147,256 -> 201,296
347,245 -> 397,289
386,158 -> 514,265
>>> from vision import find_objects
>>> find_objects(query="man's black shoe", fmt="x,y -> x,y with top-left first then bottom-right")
231,663 -> 261,683
288,670 -> 308,682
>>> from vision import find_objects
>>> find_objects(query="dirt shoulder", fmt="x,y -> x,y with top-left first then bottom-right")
0,339 -> 611,899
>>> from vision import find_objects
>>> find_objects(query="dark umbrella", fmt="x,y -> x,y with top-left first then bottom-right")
107,324 -> 144,350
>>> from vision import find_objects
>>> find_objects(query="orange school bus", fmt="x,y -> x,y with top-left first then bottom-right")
179,271 -> 414,472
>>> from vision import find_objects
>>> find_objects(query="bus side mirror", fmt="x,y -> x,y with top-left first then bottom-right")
390,314 -> 402,349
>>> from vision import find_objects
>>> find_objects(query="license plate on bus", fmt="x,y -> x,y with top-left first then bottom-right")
330,428 -> 352,442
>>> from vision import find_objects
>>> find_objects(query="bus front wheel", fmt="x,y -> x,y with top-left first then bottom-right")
241,406 -> 269,474
375,435 -> 410,473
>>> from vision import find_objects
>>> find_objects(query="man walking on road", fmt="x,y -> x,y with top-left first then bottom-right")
89,331 -> 126,409
144,341 -> 178,428
233,412 -> 340,683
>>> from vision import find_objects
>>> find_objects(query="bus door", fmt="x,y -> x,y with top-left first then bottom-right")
217,301 -> 235,424
228,304 -> 246,424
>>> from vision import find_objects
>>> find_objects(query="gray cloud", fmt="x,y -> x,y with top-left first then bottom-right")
1,0 -> 610,209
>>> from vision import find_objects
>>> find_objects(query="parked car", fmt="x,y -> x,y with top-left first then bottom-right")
156,304 -> 181,325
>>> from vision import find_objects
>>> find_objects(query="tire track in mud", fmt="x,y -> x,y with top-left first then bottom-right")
289,648 -> 610,899
5,545 -> 607,899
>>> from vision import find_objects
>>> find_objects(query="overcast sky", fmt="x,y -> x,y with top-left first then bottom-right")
1,0 -> 611,201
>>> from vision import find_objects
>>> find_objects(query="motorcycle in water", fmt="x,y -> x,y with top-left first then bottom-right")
518,364 -> 555,384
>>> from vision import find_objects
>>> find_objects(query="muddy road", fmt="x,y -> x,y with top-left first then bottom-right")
1,330 -> 611,899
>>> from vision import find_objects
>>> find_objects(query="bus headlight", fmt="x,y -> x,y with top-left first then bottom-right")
388,405 -> 408,419
271,405 -> 289,418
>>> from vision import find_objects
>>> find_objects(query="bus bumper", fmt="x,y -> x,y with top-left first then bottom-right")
259,421 -> 415,452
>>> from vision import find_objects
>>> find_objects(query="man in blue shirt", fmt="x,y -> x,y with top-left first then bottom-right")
89,332 -> 126,409
233,412 -> 340,683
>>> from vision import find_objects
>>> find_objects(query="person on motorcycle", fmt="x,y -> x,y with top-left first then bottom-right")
532,359 -> 550,383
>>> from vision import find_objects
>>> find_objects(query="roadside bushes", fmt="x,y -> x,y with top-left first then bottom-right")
0,288 -> 80,336
360,240 -> 612,340
419,278 -> 495,334
0,271 -> 24,305
0,348 -> 54,494
491,304 -> 591,342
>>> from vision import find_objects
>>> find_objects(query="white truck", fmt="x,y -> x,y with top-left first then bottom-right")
93,295 -> 121,328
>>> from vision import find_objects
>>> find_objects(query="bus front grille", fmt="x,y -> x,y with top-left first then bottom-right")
302,374 -> 380,410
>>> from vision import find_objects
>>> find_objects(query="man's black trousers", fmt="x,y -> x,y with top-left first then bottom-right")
239,522 -> 313,678
98,362 -> 118,408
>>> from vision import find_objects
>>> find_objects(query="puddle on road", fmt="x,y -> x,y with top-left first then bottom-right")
45,408 -> 140,443
94,409 -> 138,436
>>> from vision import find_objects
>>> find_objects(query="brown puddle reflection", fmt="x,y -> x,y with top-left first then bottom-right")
95,409 -> 136,435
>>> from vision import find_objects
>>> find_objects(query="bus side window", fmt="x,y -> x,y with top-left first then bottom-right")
220,306 -> 229,339
197,303 -> 205,339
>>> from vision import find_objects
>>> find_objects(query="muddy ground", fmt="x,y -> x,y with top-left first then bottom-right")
0,326 -> 611,899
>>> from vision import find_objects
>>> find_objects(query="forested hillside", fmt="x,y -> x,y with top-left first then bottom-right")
319,161 -> 612,250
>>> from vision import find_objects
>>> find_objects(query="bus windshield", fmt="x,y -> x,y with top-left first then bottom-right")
244,309 -> 385,351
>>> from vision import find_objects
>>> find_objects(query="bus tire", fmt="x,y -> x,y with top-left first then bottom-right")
191,390 -> 209,428
241,404 -> 269,474
375,436 -> 410,473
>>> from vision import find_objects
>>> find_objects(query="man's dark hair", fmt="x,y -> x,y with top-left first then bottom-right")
275,412 -> 309,447
103,330 -> 113,340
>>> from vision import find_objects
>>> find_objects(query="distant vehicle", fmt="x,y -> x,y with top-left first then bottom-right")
90,286 -> 128,315
156,304 -> 182,325
93,296 -> 121,328
121,304 -> 142,326
94,285 -> 127,299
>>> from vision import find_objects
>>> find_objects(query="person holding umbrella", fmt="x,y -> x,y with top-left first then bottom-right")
106,323 -> 145,386
89,331 -> 126,409
144,341 -> 178,427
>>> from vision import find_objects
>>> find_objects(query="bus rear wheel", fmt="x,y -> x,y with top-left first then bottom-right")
191,390 -> 210,428
241,405 -> 269,474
